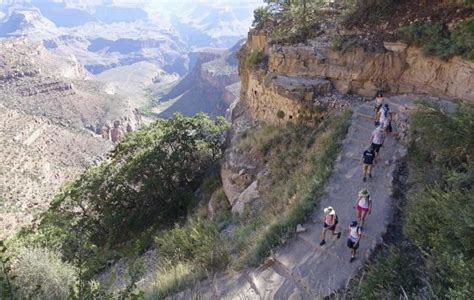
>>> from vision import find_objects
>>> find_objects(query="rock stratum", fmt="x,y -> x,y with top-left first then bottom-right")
238,30 -> 473,126
0,39 -> 139,238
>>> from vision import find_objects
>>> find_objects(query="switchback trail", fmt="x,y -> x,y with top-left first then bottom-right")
174,96 -> 412,299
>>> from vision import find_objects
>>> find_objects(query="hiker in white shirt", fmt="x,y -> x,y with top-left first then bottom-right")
370,126 -> 385,162
347,221 -> 362,263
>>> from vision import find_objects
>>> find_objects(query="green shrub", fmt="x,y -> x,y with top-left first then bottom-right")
144,261 -> 199,299
246,48 -> 265,67
403,102 -> 474,297
351,246 -> 423,298
10,246 -> 78,299
252,6 -> 272,28
400,18 -> 474,60
40,113 -> 229,248
238,125 -> 280,155
400,21 -> 461,60
0,241 -> 17,299
330,34 -> 364,53
452,17 -> 474,60
155,220 -> 229,272
343,0 -> 398,28
276,110 -> 285,120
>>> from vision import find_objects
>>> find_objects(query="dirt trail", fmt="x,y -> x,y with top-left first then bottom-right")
173,96 -> 412,299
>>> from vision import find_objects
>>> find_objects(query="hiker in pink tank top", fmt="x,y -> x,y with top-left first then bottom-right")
353,189 -> 372,228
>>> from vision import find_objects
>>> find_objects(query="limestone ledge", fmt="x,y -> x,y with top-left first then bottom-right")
243,31 -> 474,102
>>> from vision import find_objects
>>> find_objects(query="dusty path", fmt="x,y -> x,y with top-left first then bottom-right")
174,96 -> 411,299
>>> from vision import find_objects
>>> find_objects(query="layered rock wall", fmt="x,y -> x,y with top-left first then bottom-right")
267,45 -> 474,101
239,32 -> 473,125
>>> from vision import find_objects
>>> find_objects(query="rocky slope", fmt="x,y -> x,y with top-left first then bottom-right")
0,39 -> 139,238
0,39 -> 140,134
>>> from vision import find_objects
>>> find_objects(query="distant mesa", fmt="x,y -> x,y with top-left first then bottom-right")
0,9 -> 59,37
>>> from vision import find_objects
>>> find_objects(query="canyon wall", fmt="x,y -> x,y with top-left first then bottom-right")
238,31 -> 473,124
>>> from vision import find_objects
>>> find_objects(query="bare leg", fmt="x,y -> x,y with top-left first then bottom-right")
332,225 -> 342,239
320,228 -> 327,241
360,211 -> 367,226
356,210 -> 362,224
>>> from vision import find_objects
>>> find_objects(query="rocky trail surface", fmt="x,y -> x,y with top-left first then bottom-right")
174,96 -> 413,299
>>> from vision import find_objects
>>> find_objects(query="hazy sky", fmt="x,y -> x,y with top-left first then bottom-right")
0,0 -> 263,8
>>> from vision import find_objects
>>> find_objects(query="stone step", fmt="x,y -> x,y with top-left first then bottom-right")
270,257 -> 318,298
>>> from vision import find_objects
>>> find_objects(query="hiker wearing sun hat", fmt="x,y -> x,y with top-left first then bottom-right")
353,189 -> 372,228
347,220 -> 362,263
319,206 -> 341,246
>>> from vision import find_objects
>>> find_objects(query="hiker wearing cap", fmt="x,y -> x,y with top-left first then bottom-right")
374,93 -> 384,123
354,189 -> 372,228
370,126 -> 385,162
361,146 -> 375,182
347,221 -> 362,263
319,206 -> 341,246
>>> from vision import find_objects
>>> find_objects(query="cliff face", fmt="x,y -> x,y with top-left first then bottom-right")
267,43 -> 474,100
154,46 -> 241,118
238,31 -> 473,125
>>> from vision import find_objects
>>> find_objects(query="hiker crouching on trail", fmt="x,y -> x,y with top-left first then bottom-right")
361,146 -> 376,182
320,206 -> 341,246
347,221 -> 362,263
354,189 -> 372,229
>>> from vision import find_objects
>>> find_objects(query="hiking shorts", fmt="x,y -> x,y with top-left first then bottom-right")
324,221 -> 338,231
357,205 -> 369,213
347,239 -> 359,249
363,164 -> 372,173
371,143 -> 382,154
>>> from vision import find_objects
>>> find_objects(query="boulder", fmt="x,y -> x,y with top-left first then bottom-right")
232,180 -> 260,214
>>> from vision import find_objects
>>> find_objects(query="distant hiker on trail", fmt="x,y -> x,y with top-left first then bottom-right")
374,93 -> 384,122
361,146 -> 375,182
370,126 -> 385,162
347,221 -> 362,263
379,104 -> 392,133
354,189 -> 372,228
320,206 -> 341,246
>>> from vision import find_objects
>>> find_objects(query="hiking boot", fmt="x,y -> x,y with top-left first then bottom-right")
363,177 -> 366,182
369,174 -> 372,179
337,232 -> 341,239
349,257 -> 355,263
319,240 -> 326,246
